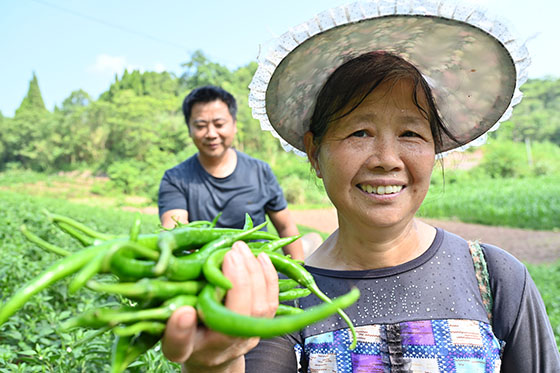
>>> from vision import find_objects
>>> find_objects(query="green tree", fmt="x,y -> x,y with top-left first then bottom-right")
61,89 -> 92,111
100,70 -> 180,102
15,72 -> 48,116
497,78 -> 560,145
179,50 -> 233,91
7,73 -> 53,170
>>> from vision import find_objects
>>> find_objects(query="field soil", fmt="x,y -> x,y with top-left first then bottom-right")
290,208 -> 560,265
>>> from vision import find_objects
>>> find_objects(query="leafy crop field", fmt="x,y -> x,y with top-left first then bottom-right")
0,190 -> 180,372
526,261 -> 560,347
419,174 -> 560,230
0,189 -> 558,371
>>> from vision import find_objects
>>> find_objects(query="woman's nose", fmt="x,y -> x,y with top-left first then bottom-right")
365,137 -> 403,171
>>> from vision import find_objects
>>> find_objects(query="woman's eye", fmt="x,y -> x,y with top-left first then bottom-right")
351,130 -> 367,138
401,130 -> 420,138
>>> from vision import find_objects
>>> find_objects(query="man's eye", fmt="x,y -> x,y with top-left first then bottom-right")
351,130 -> 367,137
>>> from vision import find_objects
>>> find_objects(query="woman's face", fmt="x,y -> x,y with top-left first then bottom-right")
305,79 -> 435,229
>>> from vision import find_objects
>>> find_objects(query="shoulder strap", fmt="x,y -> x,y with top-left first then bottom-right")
468,240 -> 494,323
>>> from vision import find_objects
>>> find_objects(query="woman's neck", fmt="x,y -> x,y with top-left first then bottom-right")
306,218 -> 436,270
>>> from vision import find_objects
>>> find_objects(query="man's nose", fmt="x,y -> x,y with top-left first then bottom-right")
205,124 -> 218,137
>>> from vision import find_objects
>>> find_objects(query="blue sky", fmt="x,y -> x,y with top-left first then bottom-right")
1,0 -> 558,117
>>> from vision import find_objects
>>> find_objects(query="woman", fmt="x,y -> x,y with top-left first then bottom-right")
162,1 -> 560,371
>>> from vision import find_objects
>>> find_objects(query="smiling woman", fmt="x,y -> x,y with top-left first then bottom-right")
303,54 -> 439,240
161,1 -> 560,372
305,85 -> 435,238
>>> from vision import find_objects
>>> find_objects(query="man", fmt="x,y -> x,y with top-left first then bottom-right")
158,85 -> 304,260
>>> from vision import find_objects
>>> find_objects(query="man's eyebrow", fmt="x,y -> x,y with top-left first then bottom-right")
192,117 -> 227,124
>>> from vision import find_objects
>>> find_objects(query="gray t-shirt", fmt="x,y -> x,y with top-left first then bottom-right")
246,229 -> 560,372
158,150 -> 287,229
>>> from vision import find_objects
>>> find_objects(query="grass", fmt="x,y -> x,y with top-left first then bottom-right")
527,261 -> 560,347
418,174 -> 560,231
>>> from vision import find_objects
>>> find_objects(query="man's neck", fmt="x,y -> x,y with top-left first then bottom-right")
198,148 -> 238,178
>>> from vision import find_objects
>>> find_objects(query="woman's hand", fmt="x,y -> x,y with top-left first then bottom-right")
161,241 -> 279,372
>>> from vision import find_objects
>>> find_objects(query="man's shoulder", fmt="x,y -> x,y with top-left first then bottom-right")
235,150 -> 271,170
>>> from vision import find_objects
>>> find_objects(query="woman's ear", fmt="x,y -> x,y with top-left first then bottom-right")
303,131 -> 322,178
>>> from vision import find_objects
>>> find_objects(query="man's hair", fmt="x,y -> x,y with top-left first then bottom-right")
182,85 -> 237,126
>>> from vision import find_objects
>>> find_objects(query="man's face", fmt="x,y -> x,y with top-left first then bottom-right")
188,100 -> 237,160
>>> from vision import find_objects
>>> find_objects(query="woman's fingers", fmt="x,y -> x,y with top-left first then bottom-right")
258,252 -> 279,316
161,306 -> 197,363
223,242 -> 279,318
222,242 -> 253,314
163,242 -> 280,368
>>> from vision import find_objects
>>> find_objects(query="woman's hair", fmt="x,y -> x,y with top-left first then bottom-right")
308,51 -> 458,155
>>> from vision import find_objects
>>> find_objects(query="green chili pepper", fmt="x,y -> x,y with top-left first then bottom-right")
278,288 -> 312,302
278,278 -> 300,292
87,279 -> 205,300
0,243 -> 110,325
202,235 -> 303,290
129,215 -> 141,242
110,332 -> 161,373
259,235 -> 302,252
210,212 -> 222,228
44,210 -> 115,241
183,221 -> 212,228
56,221 -> 98,247
108,251 -> 158,281
68,250 -> 107,294
164,223 -> 270,281
201,248 -> 231,289
197,284 -> 360,338
62,295 -> 198,330
242,213 -> 253,230
275,304 -> 304,316
20,224 -> 71,257
153,231 -> 180,276
259,250 -> 359,350
113,321 -> 166,336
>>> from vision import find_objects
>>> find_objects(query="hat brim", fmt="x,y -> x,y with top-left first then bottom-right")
249,1 -> 529,156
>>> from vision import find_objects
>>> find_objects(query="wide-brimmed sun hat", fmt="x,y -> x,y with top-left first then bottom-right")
248,0 -> 530,156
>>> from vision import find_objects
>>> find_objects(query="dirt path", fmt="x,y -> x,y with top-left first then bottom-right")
290,209 -> 560,264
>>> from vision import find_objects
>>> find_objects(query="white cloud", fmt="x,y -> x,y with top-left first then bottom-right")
154,63 -> 166,73
87,54 -> 166,76
88,54 -> 128,74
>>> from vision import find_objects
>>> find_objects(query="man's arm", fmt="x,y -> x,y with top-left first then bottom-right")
161,209 -> 189,230
267,208 -> 304,261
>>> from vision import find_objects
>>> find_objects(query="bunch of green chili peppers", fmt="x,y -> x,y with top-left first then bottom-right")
0,211 -> 360,372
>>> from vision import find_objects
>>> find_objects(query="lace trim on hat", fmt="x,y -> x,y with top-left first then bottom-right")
248,0 -> 530,158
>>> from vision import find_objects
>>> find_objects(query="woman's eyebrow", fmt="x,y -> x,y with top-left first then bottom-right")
397,114 -> 427,124
343,112 -> 426,124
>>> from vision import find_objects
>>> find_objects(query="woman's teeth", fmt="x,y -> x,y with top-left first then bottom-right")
359,184 -> 403,195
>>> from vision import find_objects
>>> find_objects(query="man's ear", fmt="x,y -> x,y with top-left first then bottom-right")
303,131 -> 321,178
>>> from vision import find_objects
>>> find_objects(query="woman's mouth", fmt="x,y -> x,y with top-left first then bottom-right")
357,184 -> 404,195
